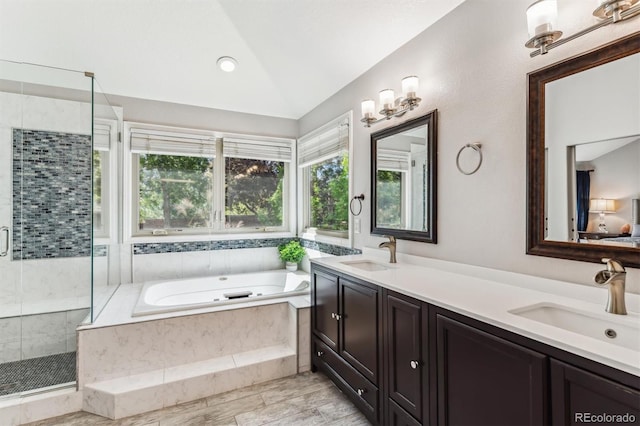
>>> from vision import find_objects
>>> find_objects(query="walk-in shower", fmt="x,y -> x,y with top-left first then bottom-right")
0,60 -> 121,398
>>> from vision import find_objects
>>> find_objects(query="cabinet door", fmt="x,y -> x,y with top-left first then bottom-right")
312,269 -> 339,352
388,398 -> 422,426
340,277 -> 380,385
551,359 -> 640,426
436,314 -> 548,426
386,292 -> 426,423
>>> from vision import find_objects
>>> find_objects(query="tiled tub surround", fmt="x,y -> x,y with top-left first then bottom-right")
77,299 -> 310,420
131,238 -> 361,283
12,129 -> 92,260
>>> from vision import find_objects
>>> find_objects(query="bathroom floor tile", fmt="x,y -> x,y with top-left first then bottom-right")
23,371 -> 372,426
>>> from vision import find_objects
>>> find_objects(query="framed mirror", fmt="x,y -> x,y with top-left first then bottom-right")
527,32 -> 640,268
371,110 -> 437,243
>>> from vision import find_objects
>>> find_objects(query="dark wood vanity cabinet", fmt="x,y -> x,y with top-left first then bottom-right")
435,313 -> 548,426
311,266 -> 383,424
385,290 -> 429,425
310,264 -> 640,426
550,359 -> 640,426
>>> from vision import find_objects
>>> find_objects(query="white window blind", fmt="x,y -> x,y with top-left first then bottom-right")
222,137 -> 292,162
298,118 -> 349,168
93,122 -> 112,151
377,149 -> 410,172
130,128 -> 216,158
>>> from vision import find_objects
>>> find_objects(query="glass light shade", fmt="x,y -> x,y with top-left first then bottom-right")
361,99 -> 375,117
526,0 -> 558,37
379,89 -> 395,108
590,198 -> 616,213
402,76 -> 419,97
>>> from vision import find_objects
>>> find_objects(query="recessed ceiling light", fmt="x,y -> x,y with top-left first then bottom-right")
217,56 -> 238,72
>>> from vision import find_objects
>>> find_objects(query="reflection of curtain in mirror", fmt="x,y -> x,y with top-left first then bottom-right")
576,171 -> 591,232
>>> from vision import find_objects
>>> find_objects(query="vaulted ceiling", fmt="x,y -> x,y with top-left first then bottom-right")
0,0 -> 465,119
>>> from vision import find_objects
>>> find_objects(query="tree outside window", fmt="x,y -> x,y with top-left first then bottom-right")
309,154 -> 348,232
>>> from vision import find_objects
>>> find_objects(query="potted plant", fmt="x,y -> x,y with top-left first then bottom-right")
278,240 -> 307,271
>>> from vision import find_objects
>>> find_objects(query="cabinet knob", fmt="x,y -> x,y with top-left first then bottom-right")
410,360 -> 419,369
317,351 -> 324,357
334,314 -> 341,321
331,312 -> 336,319
357,388 -> 366,396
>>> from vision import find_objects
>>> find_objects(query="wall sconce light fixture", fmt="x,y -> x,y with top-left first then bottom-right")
525,0 -> 640,57
361,76 -> 421,127
590,198 -> 617,233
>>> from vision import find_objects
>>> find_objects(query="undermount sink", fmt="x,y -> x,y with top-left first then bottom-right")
340,260 -> 389,272
509,303 -> 640,351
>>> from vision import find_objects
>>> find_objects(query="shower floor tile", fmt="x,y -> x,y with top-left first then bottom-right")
0,352 -> 75,396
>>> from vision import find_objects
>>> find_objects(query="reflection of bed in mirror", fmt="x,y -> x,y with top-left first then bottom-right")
579,198 -> 640,247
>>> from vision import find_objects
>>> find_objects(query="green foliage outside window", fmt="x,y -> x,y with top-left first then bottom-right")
225,158 -> 284,228
138,154 -> 213,229
138,154 -> 285,231
376,170 -> 402,228
310,154 -> 349,232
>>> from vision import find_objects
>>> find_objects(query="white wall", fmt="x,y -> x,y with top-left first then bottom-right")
297,0 -> 640,292
107,94 -> 298,139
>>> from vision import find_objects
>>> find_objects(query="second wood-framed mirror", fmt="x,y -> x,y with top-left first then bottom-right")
527,32 -> 640,268
371,110 -> 437,243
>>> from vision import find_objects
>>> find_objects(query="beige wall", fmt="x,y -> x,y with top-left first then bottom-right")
298,0 -> 639,291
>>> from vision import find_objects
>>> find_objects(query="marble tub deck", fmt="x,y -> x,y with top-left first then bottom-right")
24,372 -> 371,426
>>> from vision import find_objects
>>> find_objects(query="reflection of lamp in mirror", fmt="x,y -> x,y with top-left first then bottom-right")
590,198 -> 616,233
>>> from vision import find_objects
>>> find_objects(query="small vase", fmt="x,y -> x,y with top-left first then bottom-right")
285,262 -> 298,272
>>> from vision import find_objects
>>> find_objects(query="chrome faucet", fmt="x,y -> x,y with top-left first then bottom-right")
379,235 -> 397,264
594,258 -> 627,315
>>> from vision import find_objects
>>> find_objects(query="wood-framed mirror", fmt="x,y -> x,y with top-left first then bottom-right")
371,110 -> 437,243
527,32 -> 640,268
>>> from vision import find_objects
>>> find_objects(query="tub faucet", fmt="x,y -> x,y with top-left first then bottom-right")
379,235 -> 397,264
594,258 -> 627,315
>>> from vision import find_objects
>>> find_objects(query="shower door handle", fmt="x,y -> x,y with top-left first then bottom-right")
0,226 -> 8,257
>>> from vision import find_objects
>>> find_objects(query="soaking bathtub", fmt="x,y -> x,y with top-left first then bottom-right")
132,269 -> 310,317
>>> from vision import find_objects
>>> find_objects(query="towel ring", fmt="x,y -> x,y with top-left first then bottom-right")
350,194 -> 365,216
456,143 -> 483,175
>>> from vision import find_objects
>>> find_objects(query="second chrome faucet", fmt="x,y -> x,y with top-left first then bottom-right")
379,235 -> 397,263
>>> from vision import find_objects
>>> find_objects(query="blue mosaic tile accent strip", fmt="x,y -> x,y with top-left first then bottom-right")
133,237 -> 293,255
132,237 -> 361,256
13,129 -> 92,260
300,239 -> 362,256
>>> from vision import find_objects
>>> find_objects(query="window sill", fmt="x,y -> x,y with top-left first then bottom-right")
301,231 -> 351,249
126,231 -> 295,245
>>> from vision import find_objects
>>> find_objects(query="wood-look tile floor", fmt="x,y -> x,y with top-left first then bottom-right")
25,372 -> 372,426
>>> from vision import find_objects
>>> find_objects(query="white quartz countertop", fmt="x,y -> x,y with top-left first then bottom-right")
311,250 -> 640,377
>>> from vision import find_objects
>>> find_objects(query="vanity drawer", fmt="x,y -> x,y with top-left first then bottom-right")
313,336 -> 379,422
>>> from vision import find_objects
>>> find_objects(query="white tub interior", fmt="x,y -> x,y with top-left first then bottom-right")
132,269 -> 310,317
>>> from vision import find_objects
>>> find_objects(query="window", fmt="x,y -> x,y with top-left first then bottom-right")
298,113 -> 351,240
93,120 -> 116,239
223,137 -> 291,230
126,123 -> 294,237
376,148 -> 410,229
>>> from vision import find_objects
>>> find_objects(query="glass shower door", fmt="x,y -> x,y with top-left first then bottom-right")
0,60 -> 95,398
